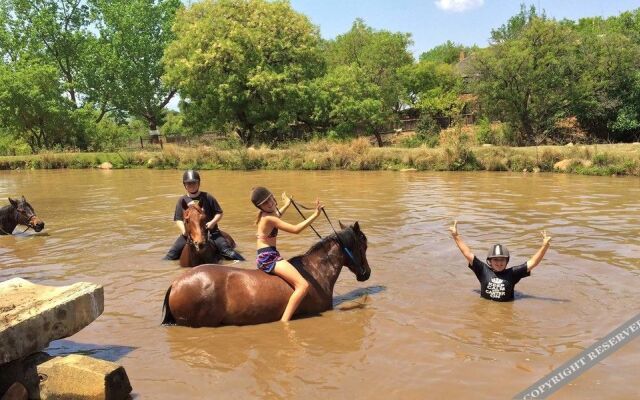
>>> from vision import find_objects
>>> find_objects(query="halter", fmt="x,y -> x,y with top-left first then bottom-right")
290,199 -> 365,276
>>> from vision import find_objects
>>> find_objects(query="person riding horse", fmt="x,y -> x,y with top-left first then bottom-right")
163,170 -> 245,261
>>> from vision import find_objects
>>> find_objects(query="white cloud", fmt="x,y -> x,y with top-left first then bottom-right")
435,0 -> 484,12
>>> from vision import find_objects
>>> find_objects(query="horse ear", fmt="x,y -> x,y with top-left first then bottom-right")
21,195 -> 26,201
353,221 -> 360,231
181,198 -> 189,210
339,220 -> 346,230
8,197 -> 17,206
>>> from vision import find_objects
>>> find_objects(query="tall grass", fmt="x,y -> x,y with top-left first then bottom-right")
0,140 -> 638,176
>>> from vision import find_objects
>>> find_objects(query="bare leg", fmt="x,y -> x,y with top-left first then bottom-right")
272,260 -> 309,322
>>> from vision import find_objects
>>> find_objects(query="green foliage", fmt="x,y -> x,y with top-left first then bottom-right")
473,17 -> 578,144
311,65 -> 386,138
163,0 -> 325,146
476,117 -> 497,144
323,18 -> 414,145
0,61 -> 90,152
161,112 -> 192,137
419,40 -> 476,64
399,59 -> 462,125
0,129 -> 31,155
91,0 -> 181,130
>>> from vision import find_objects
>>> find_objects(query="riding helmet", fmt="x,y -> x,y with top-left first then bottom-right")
251,186 -> 273,208
182,170 -> 200,184
486,244 -> 510,263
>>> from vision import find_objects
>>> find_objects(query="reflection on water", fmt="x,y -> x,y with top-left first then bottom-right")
0,169 -> 638,399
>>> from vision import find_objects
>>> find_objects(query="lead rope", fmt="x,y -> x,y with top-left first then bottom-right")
290,199 -> 322,238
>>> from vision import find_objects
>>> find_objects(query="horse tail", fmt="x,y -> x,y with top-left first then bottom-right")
161,286 -> 176,326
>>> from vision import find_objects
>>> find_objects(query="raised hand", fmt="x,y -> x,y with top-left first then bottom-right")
449,220 -> 459,237
541,230 -> 552,245
281,191 -> 291,204
315,198 -> 324,211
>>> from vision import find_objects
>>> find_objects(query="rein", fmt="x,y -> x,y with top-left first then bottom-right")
290,199 -> 361,273
290,199 -> 322,239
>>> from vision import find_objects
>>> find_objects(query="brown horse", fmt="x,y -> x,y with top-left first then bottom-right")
179,200 -> 237,268
162,222 -> 370,327
0,196 -> 45,235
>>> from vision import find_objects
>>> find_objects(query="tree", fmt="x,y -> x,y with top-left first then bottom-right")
2,0 -> 93,107
570,29 -> 640,141
472,17 -> 578,144
400,60 -> 462,118
419,40 -> 476,64
0,61 -> 87,151
90,0 -> 181,131
311,65 -> 386,139
324,19 -> 414,145
568,10 -> 640,141
163,0 -> 325,146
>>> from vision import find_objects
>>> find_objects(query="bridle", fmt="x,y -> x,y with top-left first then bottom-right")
0,205 -> 35,234
184,205 -> 206,249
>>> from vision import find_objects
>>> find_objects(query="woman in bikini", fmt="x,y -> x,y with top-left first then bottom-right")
251,186 -> 324,322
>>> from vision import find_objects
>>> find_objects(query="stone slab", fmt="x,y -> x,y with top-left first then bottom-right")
38,355 -> 132,400
0,278 -> 104,364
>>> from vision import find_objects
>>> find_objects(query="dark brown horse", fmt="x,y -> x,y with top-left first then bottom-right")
179,200 -> 237,268
0,196 -> 45,235
162,222 -> 370,327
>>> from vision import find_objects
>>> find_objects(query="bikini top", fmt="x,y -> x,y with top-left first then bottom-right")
256,227 -> 278,240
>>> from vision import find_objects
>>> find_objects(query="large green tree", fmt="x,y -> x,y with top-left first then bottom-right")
0,61 -> 87,151
163,0 -> 324,145
90,0 -> 181,131
472,15 -> 578,144
400,60 -> 462,119
323,19 -> 413,145
568,11 -> 640,141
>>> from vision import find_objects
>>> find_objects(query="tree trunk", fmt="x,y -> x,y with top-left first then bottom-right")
373,132 -> 383,147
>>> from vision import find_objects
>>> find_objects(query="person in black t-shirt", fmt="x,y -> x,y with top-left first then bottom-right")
163,170 -> 245,261
449,221 -> 551,301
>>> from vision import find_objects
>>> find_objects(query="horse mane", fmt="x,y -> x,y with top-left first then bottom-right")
304,233 -> 339,256
303,226 -> 355,256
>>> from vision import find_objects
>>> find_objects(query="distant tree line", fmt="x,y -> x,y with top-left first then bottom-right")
1,1 -> 639,153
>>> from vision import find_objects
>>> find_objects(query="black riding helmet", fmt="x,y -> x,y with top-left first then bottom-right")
251,186 -> 273,208
183,170 -> 200,184
487,244 -> 510,263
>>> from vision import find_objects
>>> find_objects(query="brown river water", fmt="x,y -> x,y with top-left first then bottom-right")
1,169 -> 639,399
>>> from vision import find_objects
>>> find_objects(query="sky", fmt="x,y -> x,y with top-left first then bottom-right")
287,0 -> 640,57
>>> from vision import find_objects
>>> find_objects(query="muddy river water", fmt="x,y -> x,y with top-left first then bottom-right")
1,169 -> 638,399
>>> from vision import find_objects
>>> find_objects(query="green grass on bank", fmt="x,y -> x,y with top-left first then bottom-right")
0,139 -> 639,176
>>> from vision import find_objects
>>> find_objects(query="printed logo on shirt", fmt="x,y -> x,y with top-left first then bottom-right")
486,277 -> 506,299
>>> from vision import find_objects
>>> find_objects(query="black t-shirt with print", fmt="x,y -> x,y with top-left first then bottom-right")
468,256 -> 530,302
173,191 -> 223,233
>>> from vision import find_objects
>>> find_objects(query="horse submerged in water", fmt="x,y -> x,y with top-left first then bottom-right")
179,199 -> 237,268
162,222 -> 370,327
0,196 -> 45,235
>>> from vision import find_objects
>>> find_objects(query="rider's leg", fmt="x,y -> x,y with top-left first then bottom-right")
210,231 -> 245,261
272,260 -> 309,322
163,235 -> 187,260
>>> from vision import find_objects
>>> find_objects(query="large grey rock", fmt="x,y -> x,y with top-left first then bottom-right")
0,278 -> 103,364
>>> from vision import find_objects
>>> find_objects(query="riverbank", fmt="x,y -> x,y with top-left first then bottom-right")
0,140 -> 639,176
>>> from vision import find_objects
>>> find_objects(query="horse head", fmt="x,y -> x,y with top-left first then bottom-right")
181,199 -> 208,253
338,221 -> 371,282
9,196 -> 44,232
